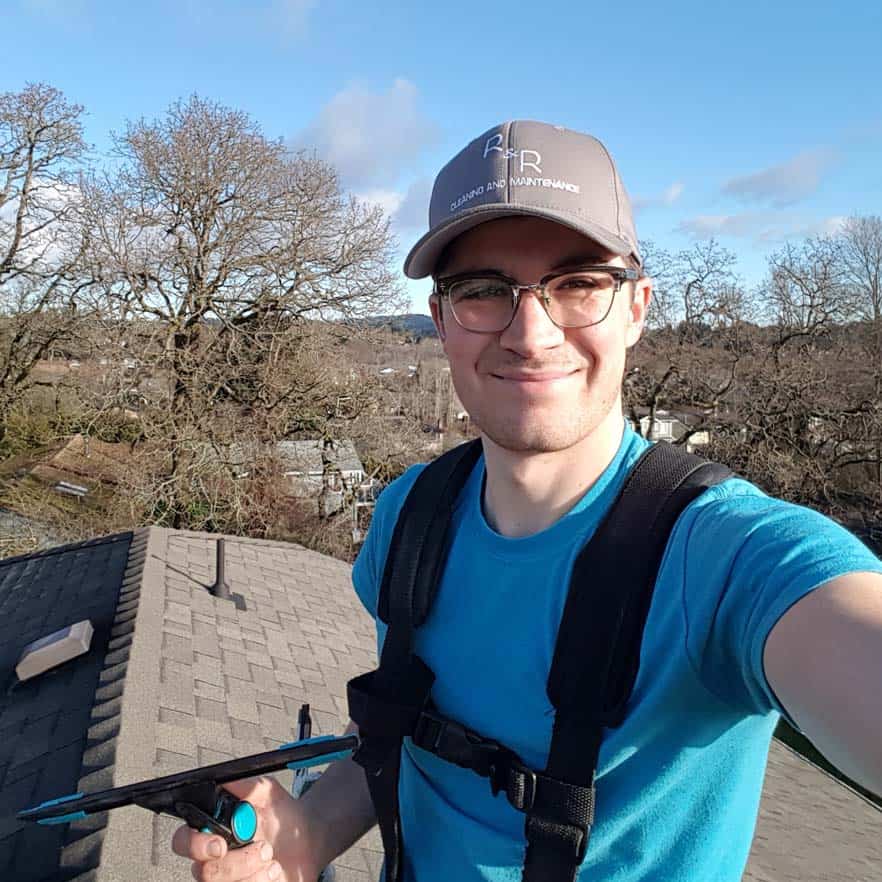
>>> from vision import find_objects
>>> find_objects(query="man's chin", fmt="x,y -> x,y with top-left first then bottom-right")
474,418 -> 594,455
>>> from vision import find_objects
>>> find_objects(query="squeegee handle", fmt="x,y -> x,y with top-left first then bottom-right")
180,788 -> 258,849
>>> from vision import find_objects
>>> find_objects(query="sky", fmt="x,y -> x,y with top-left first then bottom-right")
3,0 -> 881,312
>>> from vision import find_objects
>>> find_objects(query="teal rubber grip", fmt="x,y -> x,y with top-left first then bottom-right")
231,801 -> 257,842
25,792 -> 84,813
280,735 -> 355,770
37,810 -> 87,826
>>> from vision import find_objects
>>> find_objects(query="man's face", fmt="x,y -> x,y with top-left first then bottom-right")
429,216 -> 651,454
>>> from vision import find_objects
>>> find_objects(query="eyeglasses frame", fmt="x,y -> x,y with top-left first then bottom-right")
433,264 -> 641,333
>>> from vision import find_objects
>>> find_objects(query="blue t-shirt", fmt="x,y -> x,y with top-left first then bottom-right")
352,425 -> 882,882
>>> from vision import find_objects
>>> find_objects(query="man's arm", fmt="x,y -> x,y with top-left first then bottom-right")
763,571 -> 882,796
299,720 -> 378,869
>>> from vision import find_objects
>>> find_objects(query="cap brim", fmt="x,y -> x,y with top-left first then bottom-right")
403,203 -> 637,279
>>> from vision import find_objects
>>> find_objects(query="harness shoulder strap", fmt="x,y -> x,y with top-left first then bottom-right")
523,442 -> 732,881
347,439 -> 482,882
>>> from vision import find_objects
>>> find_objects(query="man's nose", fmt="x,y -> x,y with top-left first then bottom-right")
498,287 -> 566,354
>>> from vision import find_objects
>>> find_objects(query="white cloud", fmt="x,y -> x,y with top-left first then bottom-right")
392,176 -> 432,233
355,188 -> 404,218
804,215 -> 847,237
676,213 -> 770,238
722,149 -> 837,208
633,180 -> 684,213
676,211 -> 848,244
292,79 -> 438,187
662,182 -> 684,204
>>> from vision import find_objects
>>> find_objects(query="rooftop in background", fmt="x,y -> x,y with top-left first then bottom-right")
0,529 -> 879,881
204,439 -> 365,482
11,434 -> 134,492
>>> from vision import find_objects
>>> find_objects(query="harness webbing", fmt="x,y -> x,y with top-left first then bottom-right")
348,439 -> 731,882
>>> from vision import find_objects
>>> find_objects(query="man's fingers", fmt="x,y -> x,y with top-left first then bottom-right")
172,824 -> 228,862
187,840 -> 275,881
220,775 -> 276,804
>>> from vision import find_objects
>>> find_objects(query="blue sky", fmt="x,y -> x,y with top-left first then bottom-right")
3,0 -> 880,310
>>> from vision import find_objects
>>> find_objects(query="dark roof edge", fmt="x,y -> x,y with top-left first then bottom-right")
772,736 -> 882,813
0,531 -> 135,568
60,527 -> 150,877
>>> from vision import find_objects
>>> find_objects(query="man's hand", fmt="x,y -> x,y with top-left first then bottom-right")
171,776 -> 323,882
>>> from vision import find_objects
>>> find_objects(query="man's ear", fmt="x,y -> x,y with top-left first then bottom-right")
429,293 -> 447,342
625,277 -> 652,349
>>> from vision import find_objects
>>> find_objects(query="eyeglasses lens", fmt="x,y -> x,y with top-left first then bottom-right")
448,271 -> 617,331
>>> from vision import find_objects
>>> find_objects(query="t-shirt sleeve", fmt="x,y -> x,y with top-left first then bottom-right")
352,463 -> 427,619
675,480 -> 882,724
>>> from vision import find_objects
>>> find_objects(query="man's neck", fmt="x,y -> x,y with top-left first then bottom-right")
480,408 -> 626,539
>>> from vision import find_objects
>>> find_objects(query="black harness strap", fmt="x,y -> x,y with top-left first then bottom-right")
522,444 -> 732,882
348,440 -> 731,882
348,439 -> 482,882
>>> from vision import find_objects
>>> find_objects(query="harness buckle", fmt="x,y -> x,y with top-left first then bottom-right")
412,710 -> 540,813
413,709 -> 503,773
489,759 -> 538,812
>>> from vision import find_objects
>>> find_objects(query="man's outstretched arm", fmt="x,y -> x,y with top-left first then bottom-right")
764,571 -> 882,797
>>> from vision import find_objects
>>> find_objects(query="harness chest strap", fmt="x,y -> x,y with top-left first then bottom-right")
347,439 -> 731,882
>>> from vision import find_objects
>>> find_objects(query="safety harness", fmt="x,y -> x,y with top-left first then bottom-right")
347,438 -> 731,882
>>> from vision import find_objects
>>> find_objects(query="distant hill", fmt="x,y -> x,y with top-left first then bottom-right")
357,314 -> 438,337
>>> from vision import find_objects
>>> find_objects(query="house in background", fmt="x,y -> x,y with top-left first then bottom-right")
632,408 -> 711,452
276,440 -> 366,495
1,530 -> 880,881
204,438 -> 371,519
213,439 -> 366,496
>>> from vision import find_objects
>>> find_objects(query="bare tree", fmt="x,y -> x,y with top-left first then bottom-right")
627,239 -> 747,442
79,95 -> 404,528
840,215 -> 882,327
0,83 -> 93,445
763,237 -> 848,350
707,235 -> 879,524
837,215 -> 882,490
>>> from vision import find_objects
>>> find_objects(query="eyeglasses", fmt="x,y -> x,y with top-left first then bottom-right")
434,265 -> 640,333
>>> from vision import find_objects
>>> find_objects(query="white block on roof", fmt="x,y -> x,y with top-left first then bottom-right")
15,619 -> 94,682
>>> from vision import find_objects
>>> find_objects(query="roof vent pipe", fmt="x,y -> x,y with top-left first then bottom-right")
208,538 -> 247,610
210,537 -> 232,601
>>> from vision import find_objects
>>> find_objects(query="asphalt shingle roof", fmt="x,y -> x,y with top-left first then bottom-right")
0,526 -> 879,881
745,740 -> 882,881
0,530 -> 143,882
0,528 -> 382,882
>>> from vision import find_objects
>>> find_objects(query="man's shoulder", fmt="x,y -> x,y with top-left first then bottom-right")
369,461 -> 432,541
377,461 -> 429,511
674,472 -> 870,563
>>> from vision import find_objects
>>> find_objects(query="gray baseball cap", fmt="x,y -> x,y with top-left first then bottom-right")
403,120 -> 642,279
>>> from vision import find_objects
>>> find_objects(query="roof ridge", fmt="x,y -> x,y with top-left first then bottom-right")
58,529 -> 149,876
160,527 -> 325,556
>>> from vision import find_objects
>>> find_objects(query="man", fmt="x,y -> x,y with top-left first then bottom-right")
174,121 -> 882,882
